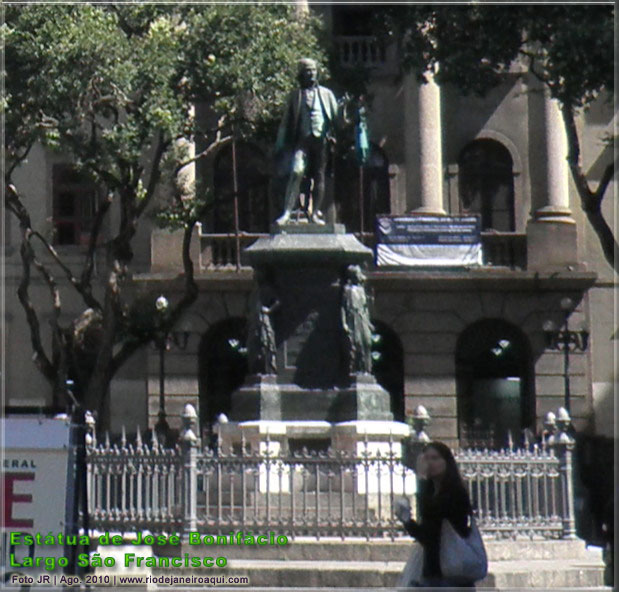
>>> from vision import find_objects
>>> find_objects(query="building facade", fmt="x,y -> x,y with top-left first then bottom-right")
4,6 -> 616,455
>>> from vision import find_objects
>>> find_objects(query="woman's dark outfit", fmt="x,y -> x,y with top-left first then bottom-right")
404,479 -> 476,589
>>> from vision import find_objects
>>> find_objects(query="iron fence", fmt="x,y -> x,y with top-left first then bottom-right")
458,447 -> 570,539
85,406 -> 576,541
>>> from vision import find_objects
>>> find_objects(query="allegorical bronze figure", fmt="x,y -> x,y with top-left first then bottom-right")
341,264 -> 374,374
246,271 -> 280,375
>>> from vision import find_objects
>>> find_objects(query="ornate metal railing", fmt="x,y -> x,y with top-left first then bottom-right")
86,431 -> 184,533
85,406 -> 576,541
334,36 -> 387,68
193,439 -> 416,541
458,448 -> 566,539
200,232 -> 269,270
198,231 -> 526,270
481,231 -> 527,269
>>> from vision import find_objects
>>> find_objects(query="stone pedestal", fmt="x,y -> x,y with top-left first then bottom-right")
226,222 -> 409,504
230,224 -> 394,424
231,374 -> 282,421
527,219 -> 579,270
216,418 -> 416,497
231,374 -> 393,423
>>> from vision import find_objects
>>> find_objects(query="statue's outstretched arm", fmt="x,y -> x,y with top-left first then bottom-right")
275,94 -> 293,153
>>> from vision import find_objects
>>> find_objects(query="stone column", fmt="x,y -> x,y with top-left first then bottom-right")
404,72 -> 446,214
535,92 -> 574,223
295,0 -> 309,17
527,87 -> 578,269
176,105 -> 195,200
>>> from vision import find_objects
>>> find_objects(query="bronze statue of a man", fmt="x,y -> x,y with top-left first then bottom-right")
274,58 -> 340,226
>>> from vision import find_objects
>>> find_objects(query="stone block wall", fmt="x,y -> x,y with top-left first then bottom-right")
373,280 -> 594,447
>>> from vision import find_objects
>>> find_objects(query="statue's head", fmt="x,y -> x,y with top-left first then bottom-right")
345,264 -> 364,285
297,58 -> 318,88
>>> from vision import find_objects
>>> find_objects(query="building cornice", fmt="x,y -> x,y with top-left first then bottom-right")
366,269 -> 598,292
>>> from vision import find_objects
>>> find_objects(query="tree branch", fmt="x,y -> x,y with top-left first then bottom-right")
82,262 -> 124,413
561,103 -> 618,272
174,135 -> 232,178
29,230 -> 102,311
80,193 -> 113,302
16,237 -> 56,383
561,104 -> 596,205
594,160 -> 615,202
7,183 -> 103,310
7,137 -> 38,179
6,184 -> 74,392
109,219 -> 199,377
136,130 -> 169,218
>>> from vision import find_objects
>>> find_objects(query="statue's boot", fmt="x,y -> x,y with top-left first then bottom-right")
310,210 -> 325,225
276,174 -> 303,226
310,179 -> 326,225
276,210 -> 291,226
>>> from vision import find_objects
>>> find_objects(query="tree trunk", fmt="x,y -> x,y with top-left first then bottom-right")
561,104 -> 618,273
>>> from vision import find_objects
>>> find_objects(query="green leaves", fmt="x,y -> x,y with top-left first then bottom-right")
6,4 -> 326,213
181,5 -> 325,136
377,5 -> 614,107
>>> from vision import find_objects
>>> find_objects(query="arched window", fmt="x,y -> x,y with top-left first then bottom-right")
456,319 -> 534,449
371,320 -> 405,422
336,143 -> 390,233
213,142 -> 270,233
198,318 -> 248,442
458,139 -> 515,232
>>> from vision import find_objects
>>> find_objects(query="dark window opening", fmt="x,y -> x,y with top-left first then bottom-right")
212,142 -> 270,234
336,143 -> 390,233
371,320 -> 405,422
456,319 -> 534,449
52,164 -> 96,246
332,7 -> 375,36
458,139 -> 515,232
198,318 -> 248,443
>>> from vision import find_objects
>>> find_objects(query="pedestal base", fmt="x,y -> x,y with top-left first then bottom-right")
215,419 -> 416,497
230,374 -> 394,422
527,219 -> 579,270
230,374 -> 281,421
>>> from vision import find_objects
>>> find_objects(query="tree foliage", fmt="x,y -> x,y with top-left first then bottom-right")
375,5 -> 616,271
4,4 -> 326,417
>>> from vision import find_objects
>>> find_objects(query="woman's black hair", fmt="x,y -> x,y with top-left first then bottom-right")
423,441 -> 473,513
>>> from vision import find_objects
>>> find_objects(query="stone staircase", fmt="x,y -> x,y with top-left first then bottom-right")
154,537 -> 609,590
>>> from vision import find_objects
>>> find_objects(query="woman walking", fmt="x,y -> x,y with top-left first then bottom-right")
396,442 -> 483,589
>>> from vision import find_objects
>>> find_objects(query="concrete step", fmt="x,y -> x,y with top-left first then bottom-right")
478,555 -> 607,589
155,559 -> 606,589
152,551 -> 607,589
164,536 -> 596,562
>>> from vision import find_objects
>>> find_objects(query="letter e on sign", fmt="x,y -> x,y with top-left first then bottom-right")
1,473 -> 34,528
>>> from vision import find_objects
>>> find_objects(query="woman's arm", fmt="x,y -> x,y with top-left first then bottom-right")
403,518 -> 431,545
